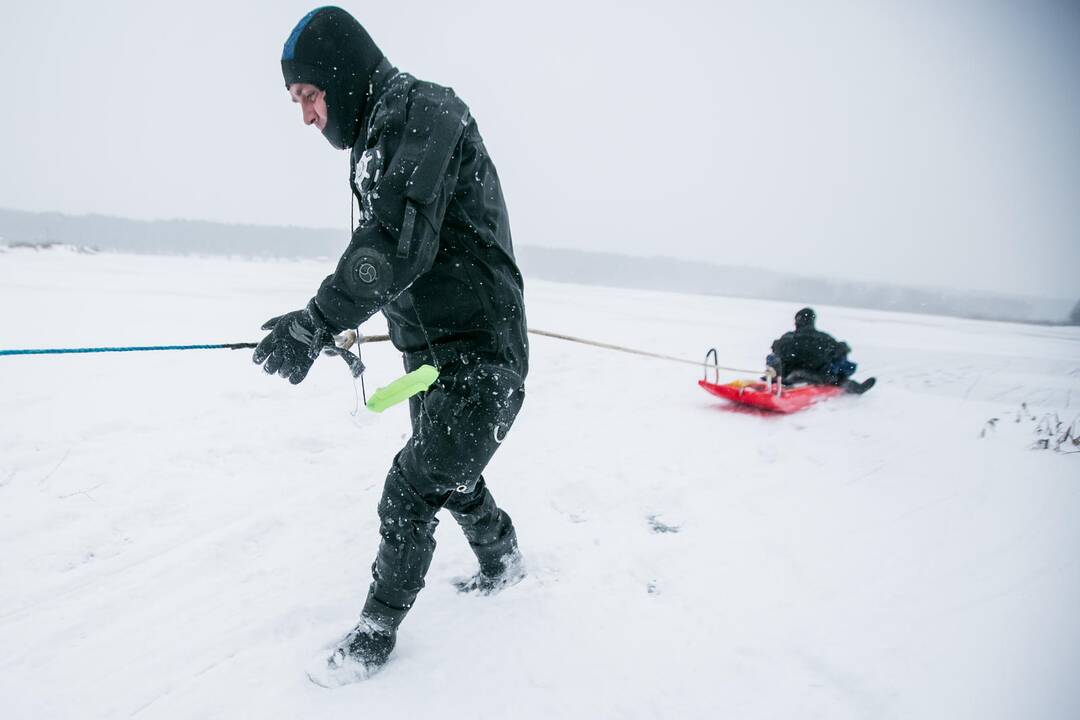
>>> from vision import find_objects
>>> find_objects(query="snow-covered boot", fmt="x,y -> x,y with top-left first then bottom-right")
306,594 -> 406,687
454,547 -> 526,595
307,616 -> 396,687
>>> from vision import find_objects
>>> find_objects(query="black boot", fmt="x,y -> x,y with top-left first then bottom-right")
454,545 -> 526,595
843,377 -> 877,395
332,617 -> 396,675
307,594 -> 406,687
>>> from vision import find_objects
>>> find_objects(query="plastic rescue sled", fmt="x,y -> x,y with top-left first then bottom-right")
698,349 -> 843,414
699,378 -> 843,413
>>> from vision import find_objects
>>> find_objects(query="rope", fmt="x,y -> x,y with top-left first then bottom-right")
0,335 -> 391,357
0,343 -> 257,357
526,329 -> 758,374
0,330 -> 756,375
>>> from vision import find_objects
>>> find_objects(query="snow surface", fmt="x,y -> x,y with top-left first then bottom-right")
1,248 -> 1078,719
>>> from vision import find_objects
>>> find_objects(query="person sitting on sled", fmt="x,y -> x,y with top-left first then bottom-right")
765,307 -> 875,394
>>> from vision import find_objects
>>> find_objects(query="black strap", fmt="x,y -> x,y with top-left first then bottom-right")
398,203 -> 417,258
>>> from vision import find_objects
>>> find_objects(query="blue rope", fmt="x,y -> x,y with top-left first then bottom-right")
0,343 -> 257,357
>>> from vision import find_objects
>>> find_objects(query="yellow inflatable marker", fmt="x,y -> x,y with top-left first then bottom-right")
365,364 -> 440,413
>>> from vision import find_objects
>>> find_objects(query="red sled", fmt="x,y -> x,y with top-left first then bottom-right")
698,378 -> 845,414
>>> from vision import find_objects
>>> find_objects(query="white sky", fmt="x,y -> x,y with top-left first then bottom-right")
1,0 -> 1077,298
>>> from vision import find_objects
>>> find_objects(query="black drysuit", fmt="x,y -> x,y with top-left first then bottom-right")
284,16 -> 529,628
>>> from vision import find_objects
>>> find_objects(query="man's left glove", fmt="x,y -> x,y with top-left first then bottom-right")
253,300 -> 335,384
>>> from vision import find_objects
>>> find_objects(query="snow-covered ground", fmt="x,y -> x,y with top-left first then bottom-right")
1,248 -> 1078,719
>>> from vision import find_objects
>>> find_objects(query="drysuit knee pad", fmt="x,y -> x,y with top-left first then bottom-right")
378,463 -> 440,523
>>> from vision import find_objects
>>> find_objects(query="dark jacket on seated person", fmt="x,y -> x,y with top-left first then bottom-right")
767,307 -> 856,385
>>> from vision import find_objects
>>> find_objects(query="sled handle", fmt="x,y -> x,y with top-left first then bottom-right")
704,348 -> 720,384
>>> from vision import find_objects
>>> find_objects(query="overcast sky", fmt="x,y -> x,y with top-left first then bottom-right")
1,0 -> 1077,298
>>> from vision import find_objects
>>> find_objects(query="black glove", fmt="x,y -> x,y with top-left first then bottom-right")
253,301 -> 335,384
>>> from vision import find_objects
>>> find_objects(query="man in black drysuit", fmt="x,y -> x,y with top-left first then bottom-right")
252,7 -> 529,683
766,308 -> 875,394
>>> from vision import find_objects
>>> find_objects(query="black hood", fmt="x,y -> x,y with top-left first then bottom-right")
281,7 -> 384,150
794,307 -> 816,331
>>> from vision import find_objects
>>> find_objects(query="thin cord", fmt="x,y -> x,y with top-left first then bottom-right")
526,329 -> 758,374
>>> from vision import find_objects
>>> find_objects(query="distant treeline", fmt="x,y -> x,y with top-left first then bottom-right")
0,208 -> 346,258
515,247 -> 1075,326
1,207 -> 1074,325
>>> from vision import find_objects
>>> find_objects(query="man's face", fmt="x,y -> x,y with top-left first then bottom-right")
288,83 -> 328,131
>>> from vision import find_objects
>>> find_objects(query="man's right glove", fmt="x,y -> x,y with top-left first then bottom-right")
253,300 -> 335,385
